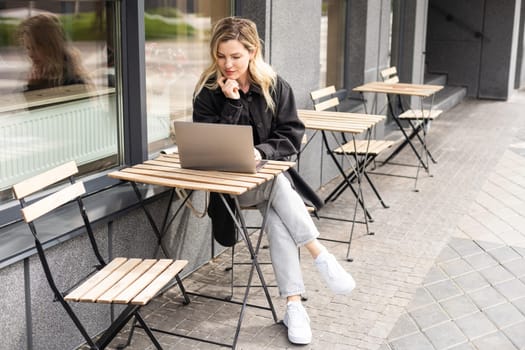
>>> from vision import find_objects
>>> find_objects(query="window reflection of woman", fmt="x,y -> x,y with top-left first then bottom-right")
17,13 -> 91,91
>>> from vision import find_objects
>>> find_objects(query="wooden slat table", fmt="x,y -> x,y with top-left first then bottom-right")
353,81 -> 444,188
108,155 -> 294,349
353,81 -> 443,97
298,109 -> 385,133
297,109 -> 386,260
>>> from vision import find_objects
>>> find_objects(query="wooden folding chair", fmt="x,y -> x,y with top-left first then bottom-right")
379,66 -> 442,168
13,161 -> 190,350
310,86 -> 394,210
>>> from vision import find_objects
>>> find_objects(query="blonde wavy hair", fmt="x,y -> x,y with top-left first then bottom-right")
18,13 -> 91,88
194,17 -> 277,113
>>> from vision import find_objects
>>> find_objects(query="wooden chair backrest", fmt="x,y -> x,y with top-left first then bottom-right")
310,85 -> 339,111
380,66 -> 400,84
12,161 -> 84,223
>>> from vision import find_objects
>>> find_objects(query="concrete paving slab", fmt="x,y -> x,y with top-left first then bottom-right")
439,295 -> 478,319
502,321 -> 525,349
483,302 -> 525,329
471,331 -> 517,350
452,271 -> 489,292
422,321 -> 467,349
453,312 -> 497,340
468,286 -> 507,310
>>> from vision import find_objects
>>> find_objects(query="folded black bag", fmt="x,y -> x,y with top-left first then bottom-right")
207,192 -> 237,247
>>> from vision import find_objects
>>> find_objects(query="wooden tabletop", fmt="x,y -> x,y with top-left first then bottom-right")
108,154 -> 294,196
297,109 -> 385,133
352,81 -> 443,97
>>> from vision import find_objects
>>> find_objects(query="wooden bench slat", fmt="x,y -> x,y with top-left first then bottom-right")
314,97 -> 339,111
380,66 -> 398,79
21,182 -> 86,223
383,76 -> 399,84
310,85 -> 336,100
79,258 -> 143,303
96,259 -> 158,304
12,161 -> 78,199
109,259 -> 174,304
65,257 -> 128,302
130,260 -> 188,305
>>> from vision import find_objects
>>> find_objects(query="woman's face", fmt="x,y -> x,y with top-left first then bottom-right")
23,34 -> 44,65
216,39 -> 253,83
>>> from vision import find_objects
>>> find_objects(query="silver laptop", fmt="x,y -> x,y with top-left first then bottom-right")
173,121 -> 266,173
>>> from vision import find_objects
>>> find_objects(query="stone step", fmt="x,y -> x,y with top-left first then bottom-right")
423,85 -> 467,112
423,72 -> 467,112
424,72 -> 448,86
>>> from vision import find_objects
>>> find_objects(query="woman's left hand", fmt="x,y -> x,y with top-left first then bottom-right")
254,148 -> 262,161
217,75 -> 240,100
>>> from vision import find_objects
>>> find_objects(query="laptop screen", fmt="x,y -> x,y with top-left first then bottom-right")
173,121 -> 262,173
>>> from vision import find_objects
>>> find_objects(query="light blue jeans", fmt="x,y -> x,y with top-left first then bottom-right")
239,173 -> 319,297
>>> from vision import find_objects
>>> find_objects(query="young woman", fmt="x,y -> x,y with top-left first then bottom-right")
192,17 -> 355,345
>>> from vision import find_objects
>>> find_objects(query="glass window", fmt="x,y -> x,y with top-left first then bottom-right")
320,0 -> 346,88
144,0 -> 232,154
0,1 -> 120,204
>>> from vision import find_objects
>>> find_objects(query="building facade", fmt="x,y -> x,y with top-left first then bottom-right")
0,0 -> 523,349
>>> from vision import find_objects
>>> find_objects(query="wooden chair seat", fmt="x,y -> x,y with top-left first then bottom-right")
333,139 -> 395,156
398,109 -> 443,120
65,258 -> 187,305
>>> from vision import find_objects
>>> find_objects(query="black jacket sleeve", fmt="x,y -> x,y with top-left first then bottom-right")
193,87 -> 242,124
254,77 -> 305,160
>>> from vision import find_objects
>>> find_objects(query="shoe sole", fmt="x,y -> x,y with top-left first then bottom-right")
333,284 -> 356,295
283,316 -> 312,344
288,335 -> 312,345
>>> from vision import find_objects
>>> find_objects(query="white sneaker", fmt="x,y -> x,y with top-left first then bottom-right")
283,301 -> 312,344
315,251 -> 356,294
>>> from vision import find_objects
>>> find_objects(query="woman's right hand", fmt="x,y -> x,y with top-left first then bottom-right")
217,74 -> 240,100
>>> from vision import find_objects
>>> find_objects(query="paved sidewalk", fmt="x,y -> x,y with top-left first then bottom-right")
105,90 -> 525,350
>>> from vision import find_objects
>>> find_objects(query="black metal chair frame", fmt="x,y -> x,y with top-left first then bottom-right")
13,162 -> 190,350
